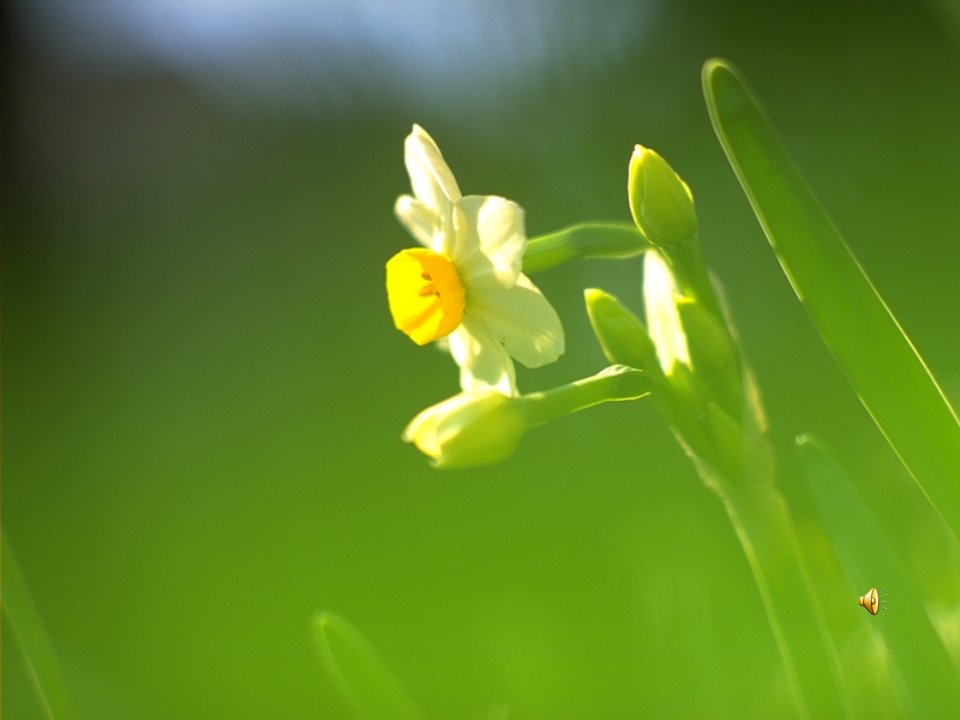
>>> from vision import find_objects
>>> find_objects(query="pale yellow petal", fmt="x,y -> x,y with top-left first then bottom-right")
643,250 -> 690,374
404,125 -> 461,215
447,320 -> 517,395
452,195 -> 525,288
394,195 -> 438,249
467,274 -> 564,368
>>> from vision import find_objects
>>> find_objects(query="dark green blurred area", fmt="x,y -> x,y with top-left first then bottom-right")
3,0 -> 959,717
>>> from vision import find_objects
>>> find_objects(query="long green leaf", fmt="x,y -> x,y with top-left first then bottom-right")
312,611 -> 425,720
2,532 -> 74,719
796,436 -> 960,715
702,58 -> 960,540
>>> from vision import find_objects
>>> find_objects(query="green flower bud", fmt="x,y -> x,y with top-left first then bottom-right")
583,288 -> 660,374
674,299 -> 736,378
403,368 -> 652,469
628,145 -> 698,250
403,391 -> 527,469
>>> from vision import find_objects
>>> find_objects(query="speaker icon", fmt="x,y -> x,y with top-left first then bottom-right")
859,586 -> 887,615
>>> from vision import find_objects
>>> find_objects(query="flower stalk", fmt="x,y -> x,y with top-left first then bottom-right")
588,153 -> 846,717
403,366 -> 650,469
523,222 -> 649,274
521,365 -> 650,429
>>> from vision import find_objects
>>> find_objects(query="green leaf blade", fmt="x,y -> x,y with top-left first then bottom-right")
702,58 -> 960,540
312,611 -> 425,720
796,436 -> 960,715
2,533 -> 75,720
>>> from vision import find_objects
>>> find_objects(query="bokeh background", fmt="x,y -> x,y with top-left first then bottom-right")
4,0 -> 960,717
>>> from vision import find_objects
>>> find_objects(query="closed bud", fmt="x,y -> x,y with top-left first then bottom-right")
675,300 -> 735,378
675,297 -> 743,418
403,391 -> 527,469
404,368 -> 652,469
628,145 -> 698,250
584,288 -> 659,373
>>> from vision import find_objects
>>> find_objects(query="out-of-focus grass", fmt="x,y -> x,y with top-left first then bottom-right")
798,437 -> 959,717
313,612 -> 424,720
2,533 -> 75,720
703,58 -> 960,717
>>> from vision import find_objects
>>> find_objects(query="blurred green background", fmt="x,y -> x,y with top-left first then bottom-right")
4,0 -> 959,717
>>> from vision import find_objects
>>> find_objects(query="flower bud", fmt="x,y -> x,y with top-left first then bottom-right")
404,368 -> 652,469
583,288 -> 659,373
643,250 -> 691,376
403,391 -> 527,469
675,299 -> 736,379
675,291 -> 742,418
628,145 -> 698,250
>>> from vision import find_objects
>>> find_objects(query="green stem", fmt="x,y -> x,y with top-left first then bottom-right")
522,365 -> 650,428
523,222 -> 649,273
718,481 -> 850,720
663,242 -> 723,321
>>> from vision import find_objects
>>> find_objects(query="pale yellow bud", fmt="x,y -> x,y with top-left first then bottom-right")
402,391 -> 527,469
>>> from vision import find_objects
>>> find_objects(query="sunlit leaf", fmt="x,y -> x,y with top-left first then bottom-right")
702,58 -> 960,541
796,436 -> 960,715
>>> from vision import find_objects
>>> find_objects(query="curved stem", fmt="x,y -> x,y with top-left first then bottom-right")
718,482 -> 850,720
523,222 -> 649,273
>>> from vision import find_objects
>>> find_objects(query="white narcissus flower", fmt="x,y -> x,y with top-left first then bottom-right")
386,125 -> 564,395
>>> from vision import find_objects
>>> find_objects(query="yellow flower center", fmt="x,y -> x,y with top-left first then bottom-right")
386,248 -> 465,345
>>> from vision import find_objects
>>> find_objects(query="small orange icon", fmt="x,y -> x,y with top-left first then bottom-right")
859,587 -> 886,615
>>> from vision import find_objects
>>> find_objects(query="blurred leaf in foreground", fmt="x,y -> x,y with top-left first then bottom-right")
796,436 -> 960,716
2,532 -> 75,720
313,611 -> 425,720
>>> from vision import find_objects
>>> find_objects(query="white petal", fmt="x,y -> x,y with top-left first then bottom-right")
467,274 -> 564,368
451,195 -> 525,288
404,125 -> 461,216
447,320 -> 517,395
394,195 -> 439,249
643,250 -> 690,374
402,392 -> 476,458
